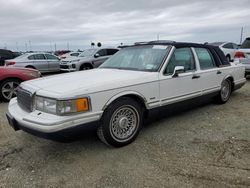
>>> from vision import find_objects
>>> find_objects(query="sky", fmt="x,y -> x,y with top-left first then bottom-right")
0,0 -> 250,51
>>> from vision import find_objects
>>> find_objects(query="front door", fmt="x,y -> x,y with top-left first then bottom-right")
159,47 -> 202,105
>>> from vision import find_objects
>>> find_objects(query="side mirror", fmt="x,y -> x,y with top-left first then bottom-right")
94,53 -> 100,58
172,66 -> 185,77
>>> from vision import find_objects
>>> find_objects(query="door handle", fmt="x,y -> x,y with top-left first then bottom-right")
217,70 -> 222,74
192,75 -> 200,79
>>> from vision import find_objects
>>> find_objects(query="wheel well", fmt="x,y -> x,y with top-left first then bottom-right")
0,77 -> 23,85
110,94 -> 148,117
80,63 -> 93,69
25,65 -> 36,69
226,76 -> 234,90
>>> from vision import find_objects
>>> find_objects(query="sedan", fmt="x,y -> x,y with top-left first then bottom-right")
5,53 -> 61,73
0,67 -> 41,101
209,42 -> 239,62
6,41 -> 246,147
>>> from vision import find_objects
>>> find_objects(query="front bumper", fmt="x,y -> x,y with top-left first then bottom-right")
6,98 -> 102,136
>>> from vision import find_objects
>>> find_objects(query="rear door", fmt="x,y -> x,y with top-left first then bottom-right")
44,54 -> 60,72
29,54 -> 48,72
193,48 -> 222,95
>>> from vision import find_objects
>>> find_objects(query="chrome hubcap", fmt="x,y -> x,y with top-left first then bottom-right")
221,81 -> 230,101
110,105 -> 139,141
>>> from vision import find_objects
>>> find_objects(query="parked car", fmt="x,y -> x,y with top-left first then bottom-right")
6,41 -> 246,147
209,42 -> 239,62
0,67 -> 41,101
54,50 -> 71,57
0,49 -> 20,66
5,53 -> 61,73
59,52 -> 81,59
234,37 -> 250,76
60,48 -> 119,71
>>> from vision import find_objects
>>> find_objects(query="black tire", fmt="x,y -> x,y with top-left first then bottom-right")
0,79 -> 21,102
226,55 -> 231,62
215,79 -> 232,104
97,97 -> 144,147
80,64 -> 93,71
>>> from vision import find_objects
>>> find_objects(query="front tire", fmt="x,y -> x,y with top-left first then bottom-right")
80,64 -> 93,71
0,79 -> 21,102
216,79 -> 232,104
97,97 -> 144,147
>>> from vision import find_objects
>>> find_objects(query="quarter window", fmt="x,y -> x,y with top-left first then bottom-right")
195,48 -> 216,69
165,48 -> 195,75
223,43 -> 233,49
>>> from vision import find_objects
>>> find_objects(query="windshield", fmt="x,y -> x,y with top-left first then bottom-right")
241,38 -> 250,49
100,45 -> 169,72
79,49 -> 96,57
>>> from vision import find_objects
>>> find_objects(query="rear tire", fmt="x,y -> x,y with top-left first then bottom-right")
215,79 -> 232,104
226,55 -> 231,62
97,97 -> 144,147
0,79 -> 21,102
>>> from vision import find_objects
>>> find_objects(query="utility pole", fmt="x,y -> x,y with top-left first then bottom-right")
29,40 -> 32,51
25,43 -> 28,52
54,43 -> 57,52
157,34 -> 160,41
240,27 -> 244,45
16,42 -> 19,51
67,42 -> 69,50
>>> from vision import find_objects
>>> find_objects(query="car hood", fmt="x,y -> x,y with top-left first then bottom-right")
21,69 -> 158,99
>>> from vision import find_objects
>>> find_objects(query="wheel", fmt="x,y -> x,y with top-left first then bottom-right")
80,64 -> 93,71
0,79 -> 21,102
226,55 -> 231,62
215,79 -> 232,104
97,97 -> 144,147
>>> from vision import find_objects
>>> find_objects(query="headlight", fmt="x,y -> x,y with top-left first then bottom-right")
36,96 -> 57,114
35,96 -> 90,115
70,59 -> 80,63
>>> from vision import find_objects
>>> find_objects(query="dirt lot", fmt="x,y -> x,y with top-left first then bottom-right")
0,79 -> 250,188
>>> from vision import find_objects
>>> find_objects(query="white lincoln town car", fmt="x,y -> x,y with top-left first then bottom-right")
6,41 -> 246,147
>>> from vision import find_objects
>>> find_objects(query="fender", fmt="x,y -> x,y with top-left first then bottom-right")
102,90 -> 149,111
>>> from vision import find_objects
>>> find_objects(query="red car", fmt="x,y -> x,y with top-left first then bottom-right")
0,67 -> 41,101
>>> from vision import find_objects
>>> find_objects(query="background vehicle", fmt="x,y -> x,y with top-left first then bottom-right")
59,52 -> 81,59
5,53 -> 61,73
54,50 -> 71,56
234,37 -> 250,76
0,49 -> 20,66
60,48 -> 119,71
209,42 -> 239,62
0,67 -> 41,101
7,41 -> 246,147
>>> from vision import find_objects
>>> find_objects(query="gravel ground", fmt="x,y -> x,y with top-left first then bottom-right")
0,79 -> 250,188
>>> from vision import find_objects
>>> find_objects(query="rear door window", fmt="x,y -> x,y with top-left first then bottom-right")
223,43 -> 233,49
45,54 -> 58,60
28,54 -> 46,60
195,48 -> 216,70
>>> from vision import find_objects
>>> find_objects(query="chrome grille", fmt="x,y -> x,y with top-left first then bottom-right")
17,88 -> 33,112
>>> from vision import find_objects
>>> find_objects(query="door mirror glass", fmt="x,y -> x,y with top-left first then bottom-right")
173,66 -> 185,77
94,53 -> 100,58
